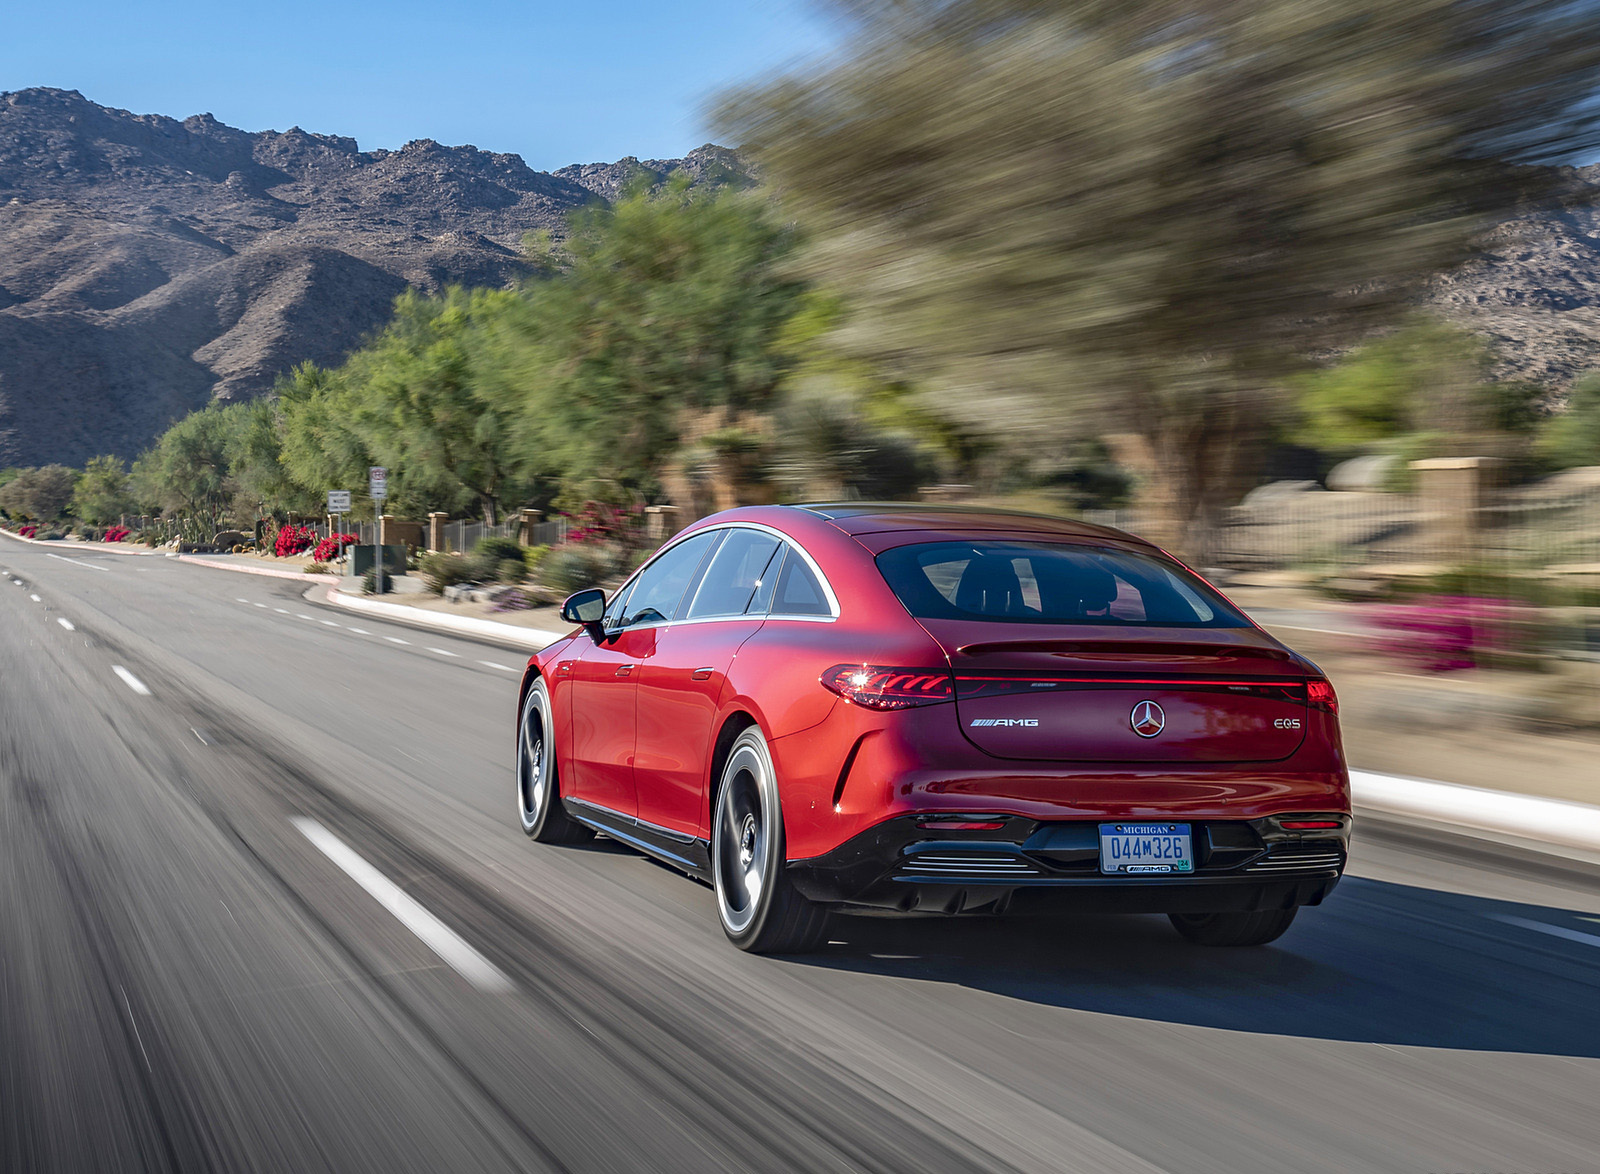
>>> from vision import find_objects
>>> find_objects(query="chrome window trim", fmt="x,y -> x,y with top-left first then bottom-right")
605,521 -> 841,630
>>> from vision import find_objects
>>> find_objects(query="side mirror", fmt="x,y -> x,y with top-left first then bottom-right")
560,588 -> 608,641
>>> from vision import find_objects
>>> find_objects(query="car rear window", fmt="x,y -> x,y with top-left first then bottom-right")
876,541 -> 1250,627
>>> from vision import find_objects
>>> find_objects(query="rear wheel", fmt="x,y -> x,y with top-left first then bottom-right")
712,727 -> 829,954
1168,907 -> 1297,947
517,678 -> 593,844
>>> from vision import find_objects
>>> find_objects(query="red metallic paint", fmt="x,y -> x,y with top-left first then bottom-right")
523,504 -> 1351,863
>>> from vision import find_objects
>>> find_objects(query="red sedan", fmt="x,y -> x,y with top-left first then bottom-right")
516,504 -> 1350,953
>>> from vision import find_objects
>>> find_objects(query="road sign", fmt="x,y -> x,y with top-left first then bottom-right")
327,490 -> 351,513
368,467 -> 387,501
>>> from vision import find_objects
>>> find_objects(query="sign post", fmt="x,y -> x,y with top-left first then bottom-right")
327,490 -> 351,571
368,467 -> 387,594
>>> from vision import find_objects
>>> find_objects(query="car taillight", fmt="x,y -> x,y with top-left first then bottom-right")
1280,820 -> 1343,830
821,665 -> 954,710
1306,678 -> 1338,714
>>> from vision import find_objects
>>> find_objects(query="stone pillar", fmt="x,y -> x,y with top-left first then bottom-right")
519,508 -> 543,546
428,512 -> 448,553
645,505 -> 682,542
1410,457 -> 1497,564
379,514 -> 393,547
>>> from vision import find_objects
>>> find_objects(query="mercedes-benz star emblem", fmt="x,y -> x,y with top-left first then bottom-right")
1130,700 -> 1166,738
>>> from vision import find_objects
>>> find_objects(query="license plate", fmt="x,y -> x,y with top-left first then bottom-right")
1098,823 -> 1193,875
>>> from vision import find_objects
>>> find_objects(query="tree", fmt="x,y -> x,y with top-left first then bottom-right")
129,406 -> 234,532
719,0 -> 1600,556
0,464 -> 78,521
71,456 -> 135,524
1540,373 -> 1600,468
483,178 -> 806,503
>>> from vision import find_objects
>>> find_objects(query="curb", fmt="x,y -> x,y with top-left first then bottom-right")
0,529 -> 150,555
324,587 -> 565,651
1351,769 -> 1600,855
176,555 -> 338,584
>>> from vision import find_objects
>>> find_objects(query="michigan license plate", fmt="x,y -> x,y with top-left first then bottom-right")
1098,823 -> 1194,874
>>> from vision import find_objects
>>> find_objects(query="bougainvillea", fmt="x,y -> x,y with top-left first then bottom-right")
274,524 -> 315,557
1370,596 -> 1530,672
103,526 -> 130,543
312,533 -> 358,562
18,524 -> 38,538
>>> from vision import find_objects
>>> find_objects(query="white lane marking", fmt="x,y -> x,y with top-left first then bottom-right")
112,666 -> 152,696
428,648 -> 459,657
46,552 -> 108,570
320,620 -> 341,627
1494,914 -> 1600,950
291,818 -> 512,994
236,597 -> 249,603
297,614 -> 315,620
253,602 -> 268,608
57,617 -> 75,631
30,593 -> 40,602
385,636 -> 410,645
348,628 -> 371,635
274,608 -> 289,614
479,661 -> 517,672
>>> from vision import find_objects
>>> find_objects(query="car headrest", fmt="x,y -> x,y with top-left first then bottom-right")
955,554 -> 1025,616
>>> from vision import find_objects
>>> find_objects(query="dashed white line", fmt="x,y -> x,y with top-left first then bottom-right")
29,593 -> 39,602
479,661 -> 517,672
297,614 -> 314,620
112,666 -> 151,696
236,597 -> 250,603
348,628 -> 371,636
428,647 -> 459,657
385,636 -> 410,645
1494,914 -> 1600,950
274,608 -> 289,614
253,602 -> 268,608
57,617 -> 75,631
45,552 -> 108,570
291,818 -> 512,993
321,620 -> 341,627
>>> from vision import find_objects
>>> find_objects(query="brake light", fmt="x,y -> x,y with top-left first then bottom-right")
1306,678 -> 1338,714
917,818 -> 1006,831
821,665 -> 954,710
1280,820 -> 1343,830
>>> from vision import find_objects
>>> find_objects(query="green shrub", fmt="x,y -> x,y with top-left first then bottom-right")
361,567 -> 394,594
304,561 -> 330,575
522,544 -> 551,575
419,551 -> 477,594
473,535 -> 526,564
496,557 -> 527,583
540,543 -> 621,594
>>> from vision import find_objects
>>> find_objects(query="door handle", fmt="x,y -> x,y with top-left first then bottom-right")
615,664 -> 634,677
691,667 -> 715,681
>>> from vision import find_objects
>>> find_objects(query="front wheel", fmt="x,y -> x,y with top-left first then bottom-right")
1168,907 -> 1297,947
712,727 -> 829,954
517,678 -> 593,844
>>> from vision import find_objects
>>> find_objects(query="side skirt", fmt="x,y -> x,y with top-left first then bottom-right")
564,797 -> 712,881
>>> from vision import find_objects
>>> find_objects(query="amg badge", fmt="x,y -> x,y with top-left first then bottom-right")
969,718 -> 1040,727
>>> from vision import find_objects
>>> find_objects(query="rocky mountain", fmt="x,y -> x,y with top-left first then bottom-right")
0,88 -> 747,466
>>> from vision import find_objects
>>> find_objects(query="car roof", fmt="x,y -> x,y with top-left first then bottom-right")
791,501 -> 1145,544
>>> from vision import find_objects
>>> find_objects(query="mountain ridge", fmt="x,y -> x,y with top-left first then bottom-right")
0,87 -> 746,466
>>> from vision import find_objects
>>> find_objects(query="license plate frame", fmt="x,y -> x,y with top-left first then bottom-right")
1098,823 -> 1194,875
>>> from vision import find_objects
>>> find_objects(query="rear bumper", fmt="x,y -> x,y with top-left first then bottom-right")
787,812 -> 1349,915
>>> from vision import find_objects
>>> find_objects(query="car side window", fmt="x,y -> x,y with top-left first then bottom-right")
620,531 -> 721,628
602,579 -> 635,633
684,529 -> 782,619
771,548 -> 833,617
746,546 -> 783,615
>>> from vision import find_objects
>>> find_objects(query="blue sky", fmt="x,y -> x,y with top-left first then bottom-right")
2,0 -> 836,170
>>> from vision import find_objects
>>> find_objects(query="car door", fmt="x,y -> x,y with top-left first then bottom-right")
634,528 -> 784,838
567,531 -> 721,818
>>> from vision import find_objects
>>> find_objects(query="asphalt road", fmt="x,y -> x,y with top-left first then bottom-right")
3,539 -> 1599,1174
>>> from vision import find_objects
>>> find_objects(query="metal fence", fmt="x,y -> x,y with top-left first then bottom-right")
345,517 -> 570,551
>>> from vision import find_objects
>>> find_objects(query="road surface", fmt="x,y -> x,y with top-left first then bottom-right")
2,540 -> 1597,1173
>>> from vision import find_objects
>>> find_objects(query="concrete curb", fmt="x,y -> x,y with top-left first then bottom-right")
325,587 -> 565,651
176,555 -> 339,584
0,529 -> 150,555
1351,769 -> 1600,855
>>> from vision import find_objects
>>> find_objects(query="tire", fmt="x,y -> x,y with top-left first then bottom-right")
712,727 -> 829,954
517,678 -> 593,844
1168,907 -> 1297,947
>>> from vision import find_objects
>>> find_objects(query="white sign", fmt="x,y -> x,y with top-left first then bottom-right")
368,466 -> 387,501
327,490 -> 351,512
